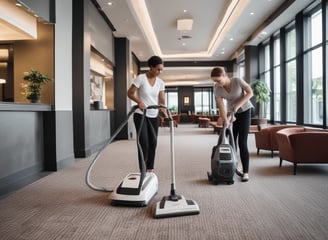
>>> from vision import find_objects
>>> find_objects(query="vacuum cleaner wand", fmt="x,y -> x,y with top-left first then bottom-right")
154,109 -> 200,218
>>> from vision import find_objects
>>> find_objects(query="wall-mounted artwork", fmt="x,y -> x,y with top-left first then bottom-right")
184,96 -> 190,105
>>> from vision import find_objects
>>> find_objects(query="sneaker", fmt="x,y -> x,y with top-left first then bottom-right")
235,168 -> 243,177
242,173 -> 249,182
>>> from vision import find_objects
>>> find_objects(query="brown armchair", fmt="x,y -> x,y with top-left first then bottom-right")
254,125 -> 300,157
276,127 -> 328,175
159,114 -> 179,127
209,116 -> 224,133
198,117 -> 210,128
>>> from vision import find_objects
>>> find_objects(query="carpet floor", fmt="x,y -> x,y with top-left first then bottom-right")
1,124 -> 328,240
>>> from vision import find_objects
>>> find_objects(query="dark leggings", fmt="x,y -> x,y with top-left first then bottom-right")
232,109 -> 251,173
134,113 -> 159,171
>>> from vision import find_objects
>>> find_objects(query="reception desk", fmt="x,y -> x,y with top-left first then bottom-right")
0,103 -> 58,196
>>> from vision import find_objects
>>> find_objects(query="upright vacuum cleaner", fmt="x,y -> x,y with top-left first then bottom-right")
154,110 -> 200,218
207,114 -> 237,185
85,105 -> 160,207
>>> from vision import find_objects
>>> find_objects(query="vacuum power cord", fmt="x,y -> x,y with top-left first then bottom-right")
85,105 -> 169,193
85,105 -> 138,192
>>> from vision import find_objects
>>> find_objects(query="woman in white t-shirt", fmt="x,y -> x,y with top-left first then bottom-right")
127,56 -> 165,172
211,67 -> 254,182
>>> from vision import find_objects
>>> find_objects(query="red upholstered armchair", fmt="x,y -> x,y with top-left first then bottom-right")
209,116 -> 224,133
159,114 -> 179,127
254,125 -> 300,157
276,127 -> 328,175
198,117 -> 210,128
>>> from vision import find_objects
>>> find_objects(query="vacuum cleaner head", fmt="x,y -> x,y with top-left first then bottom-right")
109,172 -> 158,207
154,194 -> 200,218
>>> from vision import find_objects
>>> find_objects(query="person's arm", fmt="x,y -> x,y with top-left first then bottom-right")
158,90 -> 165,106
158,90 -> 167,115
233,82 -> 253,113
127,84 -> 146,110
216,96 -> 228,125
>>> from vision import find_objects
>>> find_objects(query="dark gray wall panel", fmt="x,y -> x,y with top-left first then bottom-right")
0,112 -> 44,179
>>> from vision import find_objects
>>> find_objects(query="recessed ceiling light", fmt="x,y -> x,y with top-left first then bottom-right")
108,2 -> 113,6
250,12 -> 254,15
183,9 -> 187,13
229,37 -> 234,41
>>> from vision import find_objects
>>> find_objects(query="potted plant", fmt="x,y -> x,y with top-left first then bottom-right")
23,69 -> 51,103
250,79 -> 271,119
169,105 -> 177,114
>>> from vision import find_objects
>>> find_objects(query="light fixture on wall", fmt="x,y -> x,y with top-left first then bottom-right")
177,19 -> 193,31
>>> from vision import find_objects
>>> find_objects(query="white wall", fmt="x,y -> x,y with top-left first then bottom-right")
54,0 -> 73,111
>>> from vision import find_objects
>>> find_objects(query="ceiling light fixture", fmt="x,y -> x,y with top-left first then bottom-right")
128,0 -> 249,59
177,19 -> 193,31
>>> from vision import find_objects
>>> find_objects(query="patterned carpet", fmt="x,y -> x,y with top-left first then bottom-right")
1,124 -> 328,240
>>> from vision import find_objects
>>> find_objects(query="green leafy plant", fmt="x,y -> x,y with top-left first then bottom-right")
23,69 -> 51,103
250,79 -> 271,118
169,105 -> 177,113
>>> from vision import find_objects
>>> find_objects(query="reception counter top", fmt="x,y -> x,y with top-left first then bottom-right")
0,102 -> 53,112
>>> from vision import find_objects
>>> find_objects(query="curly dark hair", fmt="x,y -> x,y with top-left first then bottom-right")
148,56 -> 163,67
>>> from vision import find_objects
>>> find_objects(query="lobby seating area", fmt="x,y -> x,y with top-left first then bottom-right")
197,115 -> 224,133
198,117 -> 210,128
276,127 -> 328,175
254,125 -> 300,157
159,114 -> 180,127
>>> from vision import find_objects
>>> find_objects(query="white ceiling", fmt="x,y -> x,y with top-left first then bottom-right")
0,0 -> 316,86
96,0 -> 314,86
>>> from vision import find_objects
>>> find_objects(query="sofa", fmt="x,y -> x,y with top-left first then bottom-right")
209,116 -> 224,133
254,125 -> 300,157
276,127 -> 328,175
198,117 -> 210,128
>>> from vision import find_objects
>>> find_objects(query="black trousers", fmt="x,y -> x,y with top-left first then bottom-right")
133,113 -> 159,171
232,109 -> 251,173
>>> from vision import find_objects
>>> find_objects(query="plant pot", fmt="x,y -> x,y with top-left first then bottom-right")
30,96 -> 40,103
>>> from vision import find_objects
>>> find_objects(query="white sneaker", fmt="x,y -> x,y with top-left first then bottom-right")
242,173 -> 249,182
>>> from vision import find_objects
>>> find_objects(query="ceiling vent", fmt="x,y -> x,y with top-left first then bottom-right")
177,19 -> 193,31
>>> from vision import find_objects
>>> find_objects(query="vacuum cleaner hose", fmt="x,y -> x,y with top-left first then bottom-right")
85,105 -> 138,192
85,105 -> 169,192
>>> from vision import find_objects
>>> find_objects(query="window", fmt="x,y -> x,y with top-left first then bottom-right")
304,8 -> 323,125
237,51 -> 245,81
286,60 -> 297,121
285,27 -> 297,122
194,87 -> 213,114
273,35 -> 281,121
165,89 -> 178,113
259,43 -> 271,119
